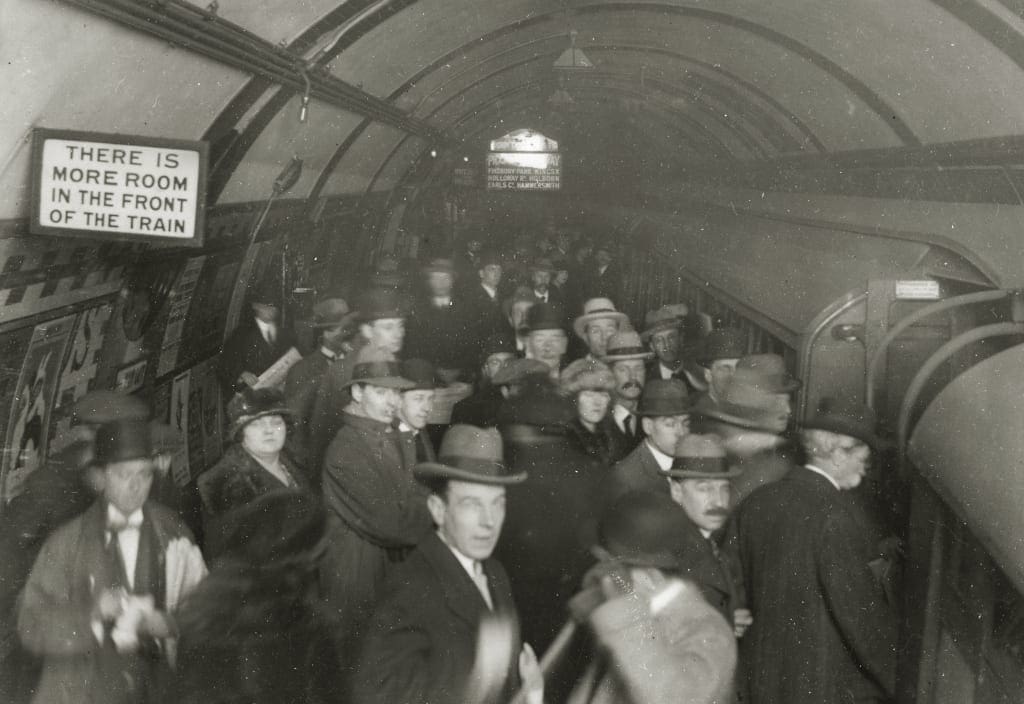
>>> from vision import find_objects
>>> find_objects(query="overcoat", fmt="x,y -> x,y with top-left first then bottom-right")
450,385 -> 504,427
284,347 -> 337,470
17,500 -> 204,704
216,317 -> 293,395
566,418 -> 628,468
606,441 -> 669,502
404,298 -> 474,373
354,532 -> 522,704
600,414 -> 642,462
734,468 -> 897,704
458,283 -> 505,344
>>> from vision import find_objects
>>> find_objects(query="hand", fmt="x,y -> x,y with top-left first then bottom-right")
239,372 -> 259,387
733,608 -> 753,638
138,609 -> 172,638
519,643 -> 544,704
94,588 -> 124,621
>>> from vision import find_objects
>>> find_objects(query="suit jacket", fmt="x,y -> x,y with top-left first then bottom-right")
676,518 -> 738,625
735,468 -> 896,704
404,298 -> 474,372
601,412 -> 643,461
607,441 -> 668,502
355,532 -> 521,704
216,317 -> 294,394
458,283 -> 504,344
18,500 -> 205,704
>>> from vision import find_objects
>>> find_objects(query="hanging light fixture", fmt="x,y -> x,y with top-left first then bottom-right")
553,30 -> 594,70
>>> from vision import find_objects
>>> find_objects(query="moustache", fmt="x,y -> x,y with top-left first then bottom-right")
705,508 -> 730,517
620,381 -> 642,390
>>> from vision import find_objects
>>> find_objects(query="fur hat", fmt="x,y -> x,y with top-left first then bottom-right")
227,387 -> 292,438
559,358 -> 615,396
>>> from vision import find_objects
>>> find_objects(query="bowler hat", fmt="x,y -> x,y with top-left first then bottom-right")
345,348 -> 415,390
480,331 -> 515,361
636,378 -> 692,417
227,387 -> 292,438
354,287 -> 407,322
663,433 -> 741,479
802,397 -> 888,449
72,391 -> 150,425
491,358 -> 550,386
414,425 -> 527,485
529,257 -> 556,273
596,491 -> 692,571
572,298 -> 629,340
559,358 -> 615,396
696,354 -> 800,433
249,276 -> 281,308
501,286 -> 537,320
697,329 -> 747,366
93,420 -> 154,465
641,304 -> 688,341
603,330 -> 654,363
219,490 -> 327,567
311,297 -> 357,329
526,303 -> 565,333
422,258 -> 457,277
401,358 -> 438,392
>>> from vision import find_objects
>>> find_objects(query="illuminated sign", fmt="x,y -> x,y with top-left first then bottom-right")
487,128 -> 561,191
30,128 -> 207,247
895,280 -> 941,300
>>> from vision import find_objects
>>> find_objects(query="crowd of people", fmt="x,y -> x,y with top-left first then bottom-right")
2,231 -> 902,704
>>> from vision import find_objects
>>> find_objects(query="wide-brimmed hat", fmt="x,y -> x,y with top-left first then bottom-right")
603,330 -> 655,363
559,358 -> 615,396
802,397 -> 889,450
663,433 -> 741,479
72,390 -> 151,425
697,329 -> 747,366
492,358 -> 551,386
525,303 -> 565,333
93,419 -> 155,465
572,298 -> 629,340
641,304 -> 689,341
529,257 -> 556,274
414,425 -> 526,485
227,387 -> 292,438
695,354 -> 799,433
636,378 -> 692,417
501,285 -> 537,320
422,258 -> 457,277
344,348 -> 416,390
401,358 -> 438,392
596,491 -> 693,571
734,354 -> 801,394
354,287 -> 407,322
311,297 -> 358,329
219,490 -> 327,568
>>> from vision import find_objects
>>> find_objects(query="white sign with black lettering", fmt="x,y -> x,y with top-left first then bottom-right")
31,129 -> 207,246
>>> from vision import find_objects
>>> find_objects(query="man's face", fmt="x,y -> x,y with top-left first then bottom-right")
467,239 -> 483,254
531,269 -> 551,292
765,393 -> 793,433
104,458 -> 155,515
321,324 -> 348,353
650,328 -> 681,367
527,329 -> 567,366
240,414 -> 287,456
427,271 -> 454,298
354,383 -> 400,423
510,301 -> 534,330
483,352 -> 514,380
251,303 -> 278,323
670,478 -> 732,533
831,436 -> 871,489
399,389 -> 435,430
577,389 -> 611,426
428,480 -> 507,560
479,264 -> 502,289
611,360 -> 646,402
585,318 -> 619,358
595,249 -> 612,267
704,358 -> 739,400
364,317 -> 405,354
642,414 -> 690,455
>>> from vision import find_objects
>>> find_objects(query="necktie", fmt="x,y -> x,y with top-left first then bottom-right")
266,326 -> 276,345
472,561 -> 494,610
624,414 -> 635,438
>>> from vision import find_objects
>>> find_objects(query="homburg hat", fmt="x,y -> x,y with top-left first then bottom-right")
602,330 -> 655,363
802,396 -> 889,450
414,424 -> 527,485
354,287 -> 407,322
93,419 -> 155,465
525,303 -> 565,333
344,348 -> 415,390
421,258 -> 457,277
491,358 -> 551,386
696,328 -> 747,366
572,298 -> 629,340
636,378 -> 692,417
401,358 -> 439,392
663,433 -> 741,479
227,387 -> 292,438
311,297 -> 358,329
559,358 -> 615,396
641,304 -> 689,341
696,354 -> 800,433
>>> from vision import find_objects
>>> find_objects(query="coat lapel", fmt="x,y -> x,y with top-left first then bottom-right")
421,533 -> 490,627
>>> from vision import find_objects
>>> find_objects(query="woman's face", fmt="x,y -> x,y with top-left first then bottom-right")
577,389 -> 611,426
241,414 -> 287,456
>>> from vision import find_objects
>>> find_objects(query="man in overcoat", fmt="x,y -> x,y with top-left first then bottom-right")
355,425 -> 543,704
734,398 -> 897,704
216,276 -> 294,395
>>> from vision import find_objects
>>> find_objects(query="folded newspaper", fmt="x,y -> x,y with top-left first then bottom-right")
253,347 -> 303,390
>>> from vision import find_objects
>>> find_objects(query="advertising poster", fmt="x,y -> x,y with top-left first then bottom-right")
156,255 -> 206,377
0,314 -> 76,503
168,370 -> 190,487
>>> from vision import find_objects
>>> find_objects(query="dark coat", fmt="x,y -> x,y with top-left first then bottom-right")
601,412 -> 643,461
607,441 -> 669,502
355,532 -> 521,704
676,516 -> 739,626
450,386 -> 504,427
581,264 -> 622,303
729,447 -> 798,507
197,443 -> 309,558
397,427 -> 437,466
216,317 -> 294,394
404,298 -> 474,372
566,418 -> 628,468
305,336 -> 369,471
320,412 -> 433,642
734,468 -> 897,704
645,358 -> 706,395
284,348 -> 339,471
458,283 -> 504,345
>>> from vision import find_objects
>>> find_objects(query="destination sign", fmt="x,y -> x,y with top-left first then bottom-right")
30,128 -> 207,246
486,152 -> 561,191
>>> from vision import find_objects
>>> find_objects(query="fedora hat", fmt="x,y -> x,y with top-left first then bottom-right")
401,358 -> 438,392
227,387 -> 292,438
492,358 -> 550,386
696,355 -> 799,433
636,378 -> 692,417
525,303 -> 565,333
559,358 -> 615,396
733,354 -> 801,394
697,329 -> 747,366
354,287 -> 407,322
603,330 -> 655,363
93,419 -> 154,465
641,304 -> 688,341
414,425 -> 527,485
498,383 -> 575,429
421,258 -> 457,277
596,491 -> 693,571
802,396 -> 889,450
572,298 -> 629,340
311,297 -> 357,329
663,433 -> 741,479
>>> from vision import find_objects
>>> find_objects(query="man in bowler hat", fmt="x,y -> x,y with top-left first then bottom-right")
217,276 -> 295,395
355,425 -> 543,704
691,328 -> 747,412
396,358 -> 440,464
524,303 -> 569,380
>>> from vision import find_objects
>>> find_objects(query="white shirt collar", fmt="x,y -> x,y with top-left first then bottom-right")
534,289 -> 548,302
398,420 -> 415,434
612,404 -> 634,432
646,440 -> 674,470
481,283 -> 497,299
659,362 -> 678,379
432,296 -> 452,307
319,345 -> 338,360
106,504 -> 143,530
804,464 -> 841,491
254,317 -> 276,343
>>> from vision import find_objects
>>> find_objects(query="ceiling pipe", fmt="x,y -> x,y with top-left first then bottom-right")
63,0 -> 445,141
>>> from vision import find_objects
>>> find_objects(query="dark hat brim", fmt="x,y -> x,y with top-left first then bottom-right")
343,376 -> 416,390
414,457 -> 527,485
801,417 -> 891,450
696,404 -> 785,434
661,466 -> 743,480
603,349 -> 655,363
311,311 -> 359,329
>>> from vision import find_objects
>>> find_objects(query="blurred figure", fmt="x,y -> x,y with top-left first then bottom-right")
524,303 -> 569,379
691,328 -> 747,411
601,331 -> 654,457
560,358 -> 628,466
405,259 -> 473,380
217,276 -> 294,395
18,420 -> 206,704
397,358 -> 439,464
573,298 -> 630,362
459,249 -> 505,344
451,332 -> 516,427
175,490 -> 342,704
528,258 -> 563,307
567,491 -> 736,704
501,285 -> 537,355
582,243 -> 621,302
198,388 -> 309,558
355,426 -> 542,704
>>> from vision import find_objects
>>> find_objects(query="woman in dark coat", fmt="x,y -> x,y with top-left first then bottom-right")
198,387 -> 309,557
175,490 -> 342,704
560,358 -> 625,467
